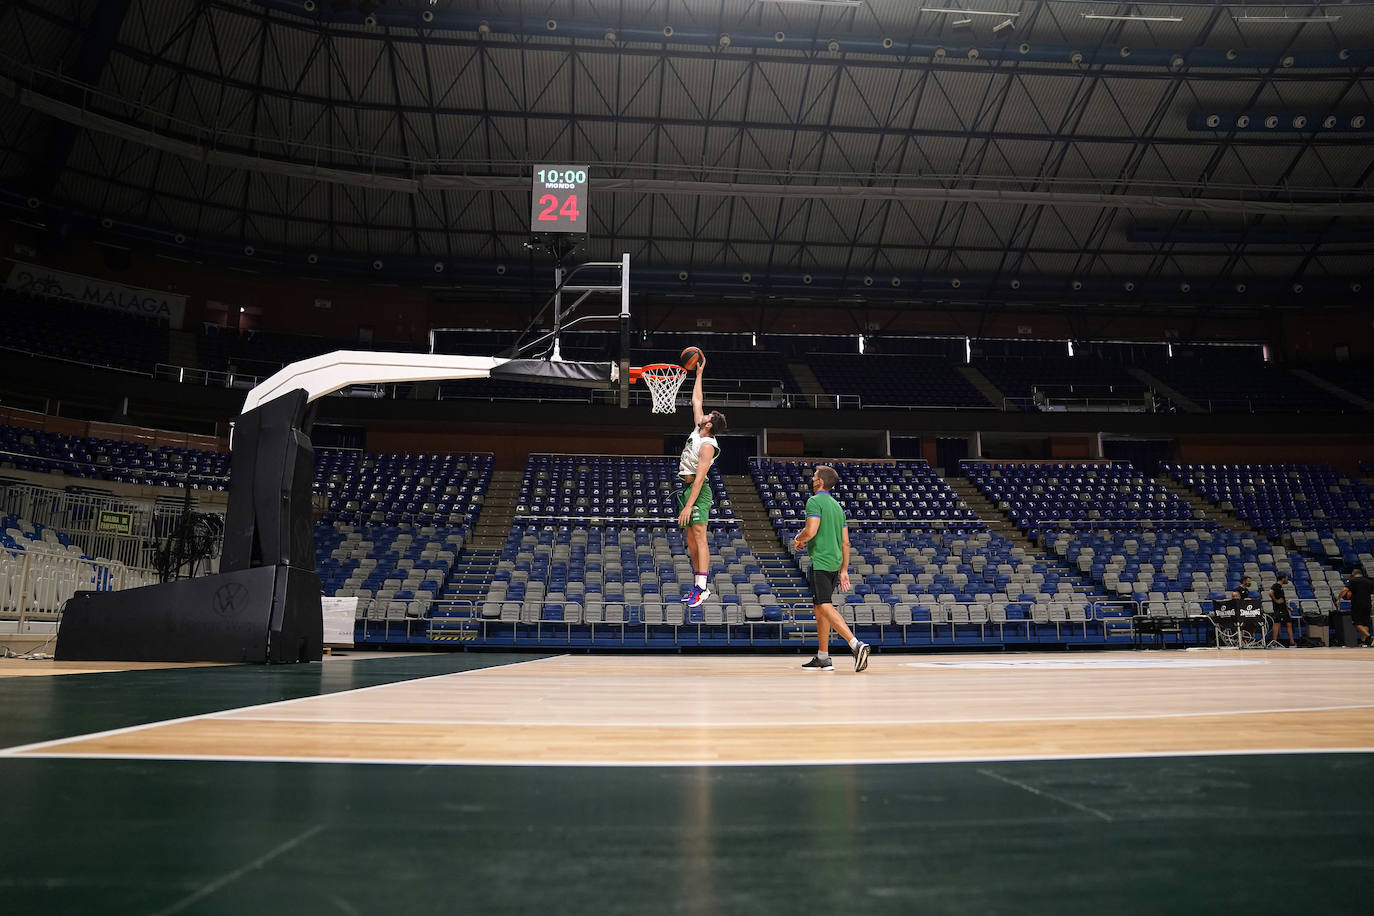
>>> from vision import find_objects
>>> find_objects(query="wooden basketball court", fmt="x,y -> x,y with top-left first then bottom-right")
8,649 -> 1374,766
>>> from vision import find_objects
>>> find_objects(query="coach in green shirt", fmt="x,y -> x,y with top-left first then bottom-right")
792,464 -> 870,673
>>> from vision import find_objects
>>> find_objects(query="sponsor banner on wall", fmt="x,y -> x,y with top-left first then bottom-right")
5,260 -> 186,328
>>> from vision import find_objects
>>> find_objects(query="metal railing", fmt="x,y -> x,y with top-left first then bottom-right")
1002,392 -> 1157,413
343,595 -> 1219,647
1190,396 -> 1350,415
1,482 -> 224,570
0,344 -> 153,379
0,544 -> 159,626
154,363 -> 264,390
589,387 -> 859,410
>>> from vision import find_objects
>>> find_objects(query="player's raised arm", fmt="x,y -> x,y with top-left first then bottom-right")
691,360 -> 706,426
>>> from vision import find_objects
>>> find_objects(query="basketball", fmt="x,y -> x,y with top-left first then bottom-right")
680,346 -> 704,370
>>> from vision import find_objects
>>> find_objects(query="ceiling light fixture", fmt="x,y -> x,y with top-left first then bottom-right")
758,0 -> 865,6
921,7 -> 1021,16
1083,13 -> 1183,21
1233,13 -> 1340,22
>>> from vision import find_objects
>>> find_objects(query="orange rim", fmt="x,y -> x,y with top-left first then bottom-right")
629,363 -> 685,384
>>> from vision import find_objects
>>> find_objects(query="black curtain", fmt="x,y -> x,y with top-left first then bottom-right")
936,437 -> 970,473
1102,439 -> 1174,476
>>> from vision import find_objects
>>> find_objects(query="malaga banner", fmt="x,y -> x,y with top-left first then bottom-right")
5,260 -> 186,328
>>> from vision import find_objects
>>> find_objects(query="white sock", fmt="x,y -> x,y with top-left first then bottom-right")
817,651 -> 830,660
695,573 -> 707,589
848,637 -> 860,651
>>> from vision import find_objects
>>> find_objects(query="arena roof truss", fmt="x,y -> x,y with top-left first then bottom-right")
0,0 -> 1371,314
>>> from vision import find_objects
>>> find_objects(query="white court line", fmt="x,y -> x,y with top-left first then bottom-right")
903,659 -> 1268,669
0,654 -> 565,757
223,701 -> 1374,728
149,824 -> 326,916
978,767 -> 1115,822
9,746 -> 1374,769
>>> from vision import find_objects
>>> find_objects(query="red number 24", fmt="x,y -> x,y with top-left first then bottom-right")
537,194 -> 580,222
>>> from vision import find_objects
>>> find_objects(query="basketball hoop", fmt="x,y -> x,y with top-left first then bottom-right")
630,363 -> 687,414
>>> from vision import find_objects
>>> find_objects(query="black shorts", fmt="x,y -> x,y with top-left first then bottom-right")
1353,606 -> 1372,629
809,568 -> 839,605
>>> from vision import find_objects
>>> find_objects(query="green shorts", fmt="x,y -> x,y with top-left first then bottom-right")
675,479 -> 713,527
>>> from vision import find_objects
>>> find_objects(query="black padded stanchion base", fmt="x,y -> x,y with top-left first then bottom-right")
56,565 -> 322,664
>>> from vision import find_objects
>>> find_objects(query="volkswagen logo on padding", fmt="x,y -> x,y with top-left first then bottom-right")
212,582 -> 250,618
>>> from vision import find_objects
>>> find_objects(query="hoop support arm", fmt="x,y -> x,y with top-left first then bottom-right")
241,350 -> 506,414
242,350 -> 622,415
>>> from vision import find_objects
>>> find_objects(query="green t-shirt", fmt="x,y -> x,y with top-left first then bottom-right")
804,490 -> 847,572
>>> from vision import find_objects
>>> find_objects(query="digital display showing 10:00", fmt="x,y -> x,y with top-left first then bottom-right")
530,165 -> 589,234
536,168 -> 588,184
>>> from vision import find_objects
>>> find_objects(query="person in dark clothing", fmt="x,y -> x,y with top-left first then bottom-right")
1267,573 -> 1295,648
1338,567 -> 1374,647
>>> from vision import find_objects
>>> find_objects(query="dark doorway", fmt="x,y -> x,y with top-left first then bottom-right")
936,437 -> 970,473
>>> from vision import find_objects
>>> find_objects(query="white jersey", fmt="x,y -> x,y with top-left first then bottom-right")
678,427 -> 719,478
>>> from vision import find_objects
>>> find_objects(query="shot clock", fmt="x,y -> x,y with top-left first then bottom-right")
530,165 -> 588,233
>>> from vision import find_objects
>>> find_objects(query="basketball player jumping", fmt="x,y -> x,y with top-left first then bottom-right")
676,354 -> 727,609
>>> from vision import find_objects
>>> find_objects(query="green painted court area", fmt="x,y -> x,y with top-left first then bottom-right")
2,652 -> 1370,914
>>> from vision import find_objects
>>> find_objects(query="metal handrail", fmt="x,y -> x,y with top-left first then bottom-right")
0,544 -> 159,625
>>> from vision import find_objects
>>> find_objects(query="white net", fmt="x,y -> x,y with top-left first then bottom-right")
639,365 -> 687,414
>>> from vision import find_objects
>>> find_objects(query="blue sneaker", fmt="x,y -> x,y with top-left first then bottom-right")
687,587 -> 711,608
680,587 -> 699,604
